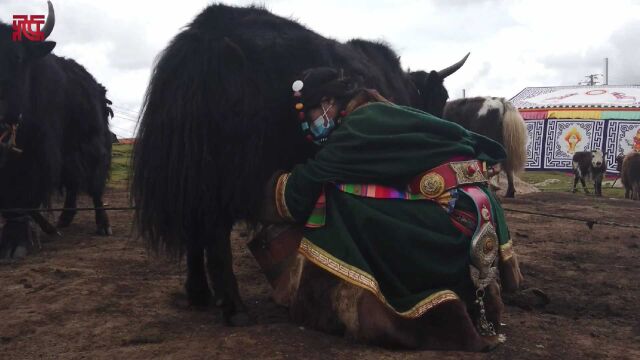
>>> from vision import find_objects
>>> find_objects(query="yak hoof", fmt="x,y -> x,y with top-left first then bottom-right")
0,244 -> 28,259
185,282 -> 212,309
225,311 -> 251,327
96,226 -> 113,236
186,291 -> 211,309
214,294 -> 228,308
571,189 -> 577,193
503,288 -> 550,310
56,217 -> 73,228
481,334 -> 506,352
0,219 -> 39,259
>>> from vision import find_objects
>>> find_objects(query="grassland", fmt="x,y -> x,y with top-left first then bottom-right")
109,143 -> 132,189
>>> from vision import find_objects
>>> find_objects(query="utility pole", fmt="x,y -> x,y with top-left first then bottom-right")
578,74 -> 603,86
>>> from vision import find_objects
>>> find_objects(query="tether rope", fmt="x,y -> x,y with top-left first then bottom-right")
0,205 -> 637,230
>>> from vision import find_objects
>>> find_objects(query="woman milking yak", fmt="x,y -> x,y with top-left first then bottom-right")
251,67 -> 523,351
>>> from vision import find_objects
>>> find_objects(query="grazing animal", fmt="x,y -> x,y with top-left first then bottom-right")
619,152 -> 640,200
443,97 -> 527,197
571,150 -> 606,196
131,3 -> 468,329
0,2 -> 113,258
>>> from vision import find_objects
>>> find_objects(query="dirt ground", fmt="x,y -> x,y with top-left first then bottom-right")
1,188 -> 639,360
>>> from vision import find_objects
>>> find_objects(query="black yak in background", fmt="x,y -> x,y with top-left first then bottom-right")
131,4 -> 468,325
618,152 -> 640,200
0,1 -> 113,258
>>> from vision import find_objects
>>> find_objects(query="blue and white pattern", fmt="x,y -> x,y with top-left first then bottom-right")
543,120 -> 604,169
605,121 -> 640,172
525,120 -> 544,168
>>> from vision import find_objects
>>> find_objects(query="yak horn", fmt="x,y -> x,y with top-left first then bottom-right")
42,1 -> 55,39
437,52 -> 470,79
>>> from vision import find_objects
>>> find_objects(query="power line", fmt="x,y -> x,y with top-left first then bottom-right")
113,110 -> 139,119
112,115 -> 138,124
111,106 -> 140,117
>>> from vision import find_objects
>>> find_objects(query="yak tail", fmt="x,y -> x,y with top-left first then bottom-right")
501,100 -> 527,175
131,31 -> 265,256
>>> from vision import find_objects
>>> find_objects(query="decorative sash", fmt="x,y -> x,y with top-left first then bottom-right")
304,185 -> 458,228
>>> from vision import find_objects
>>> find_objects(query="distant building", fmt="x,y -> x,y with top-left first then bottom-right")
510,85 -> 640,172
118,138 -> 136,145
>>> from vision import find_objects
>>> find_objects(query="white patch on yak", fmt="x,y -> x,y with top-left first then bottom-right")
591,149 -> 604,167
477,97 -> 504,117
572,161 -> 582,177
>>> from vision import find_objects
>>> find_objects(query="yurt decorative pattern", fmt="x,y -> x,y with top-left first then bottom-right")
511,85 -> 640,172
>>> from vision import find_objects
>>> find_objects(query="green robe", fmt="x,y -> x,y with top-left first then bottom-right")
283,102 -> 511,316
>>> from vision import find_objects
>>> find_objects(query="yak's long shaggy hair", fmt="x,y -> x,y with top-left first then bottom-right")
0,23 -> 112,212
130,4 -> 442,256
501,100 -> 527,176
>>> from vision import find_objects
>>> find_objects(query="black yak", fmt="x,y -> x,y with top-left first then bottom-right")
619,152 -> 640,200
346,39 -> 469,119
571,149 -> 606,196
0,1 -> 113,258
131,3 -> 468,329
443,97 -> 528,198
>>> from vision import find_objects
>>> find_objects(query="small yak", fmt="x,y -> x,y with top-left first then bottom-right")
572,149 -> 606,196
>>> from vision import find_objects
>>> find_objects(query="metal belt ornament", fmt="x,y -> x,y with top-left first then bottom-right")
459,185 -> 499,337
410,160 -> 487,199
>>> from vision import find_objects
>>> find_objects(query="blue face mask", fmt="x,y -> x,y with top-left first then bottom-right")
308,104 -> 335,144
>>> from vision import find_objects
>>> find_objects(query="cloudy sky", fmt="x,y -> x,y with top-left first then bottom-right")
3,0 -> 640,138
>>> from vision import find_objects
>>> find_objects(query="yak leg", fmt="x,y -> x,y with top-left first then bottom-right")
572,175 -> 579,193
206,221 -> 250,326
91,194 -> 112,235
505,171 -> 516,198
29,211 -> 60,236
0,213 -> 39,259
57,189 -> 77,228
185,244 -> 212,308
593,173 -> 603,196
580,177 -> 589,194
